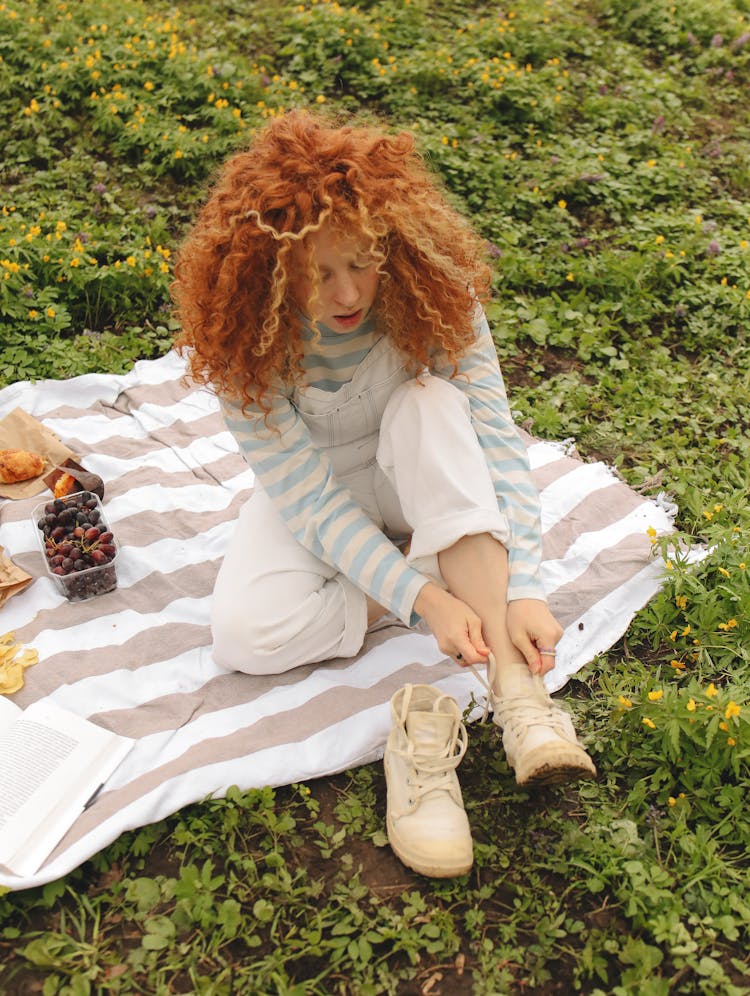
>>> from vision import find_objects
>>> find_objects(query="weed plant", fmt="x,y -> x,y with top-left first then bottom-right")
1,0 -> 749,993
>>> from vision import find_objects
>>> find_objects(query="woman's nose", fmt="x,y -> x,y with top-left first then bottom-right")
332,272 -> 359,306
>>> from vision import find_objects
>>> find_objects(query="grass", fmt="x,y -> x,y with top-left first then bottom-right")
1,0 -> 749,992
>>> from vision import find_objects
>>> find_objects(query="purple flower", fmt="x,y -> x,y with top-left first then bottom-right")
93,182 -> 107,195
732,31 -> 750,51
486,242 -> 503,259
687,31 -> 699,46
675,304 -> 687,318
652,115 -> 665,133
144,205 -> 157,219
711,33 -> 723,48
706,240 -> 721,257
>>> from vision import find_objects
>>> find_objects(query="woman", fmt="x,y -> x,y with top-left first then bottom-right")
172,109 -> 595,878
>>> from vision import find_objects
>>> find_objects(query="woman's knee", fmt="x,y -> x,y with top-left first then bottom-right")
384,375 -> 469,427
211,602 -> 300,675
210,574 -> 359,675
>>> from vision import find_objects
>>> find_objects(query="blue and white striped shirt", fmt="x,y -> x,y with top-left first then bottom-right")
221,312 -> 545,625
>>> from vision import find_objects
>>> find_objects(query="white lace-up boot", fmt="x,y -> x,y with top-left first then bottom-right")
480,654 -> 596,786
384,684 -> 473,878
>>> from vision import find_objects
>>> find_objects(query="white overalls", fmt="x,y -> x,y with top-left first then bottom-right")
211,336 -> 511,674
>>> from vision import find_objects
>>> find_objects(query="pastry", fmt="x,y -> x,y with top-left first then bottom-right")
0,448 -> 46,484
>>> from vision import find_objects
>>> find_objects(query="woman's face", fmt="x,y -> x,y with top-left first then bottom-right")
295,223 -> 380,334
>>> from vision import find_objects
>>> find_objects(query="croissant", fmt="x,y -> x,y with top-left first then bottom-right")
0,448 -> 46,484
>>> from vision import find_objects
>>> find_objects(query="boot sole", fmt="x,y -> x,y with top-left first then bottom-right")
386,819 -> 474,878
514,746 -> 597,787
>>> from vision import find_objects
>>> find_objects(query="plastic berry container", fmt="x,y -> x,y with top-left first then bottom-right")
32,491 -> 118,602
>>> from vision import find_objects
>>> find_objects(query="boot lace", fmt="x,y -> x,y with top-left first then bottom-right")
469,661 -> 572,741
395,714 -> 468,811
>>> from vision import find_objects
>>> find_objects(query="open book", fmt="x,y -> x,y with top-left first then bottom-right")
0,695 -> 134,878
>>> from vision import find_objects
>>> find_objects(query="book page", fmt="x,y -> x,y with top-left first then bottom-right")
0,719 -> 79,831
0,694 -> 22,733
0,701 -> 133,877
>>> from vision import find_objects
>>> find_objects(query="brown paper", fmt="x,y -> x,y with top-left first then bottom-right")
0,408 -> 77,499
43,458 -> 105,500
0,545 -> 33,608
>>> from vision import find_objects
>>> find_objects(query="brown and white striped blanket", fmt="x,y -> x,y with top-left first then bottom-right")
0,351 -> 674,889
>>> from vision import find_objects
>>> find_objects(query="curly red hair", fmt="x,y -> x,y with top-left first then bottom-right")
172,109 -> 491,408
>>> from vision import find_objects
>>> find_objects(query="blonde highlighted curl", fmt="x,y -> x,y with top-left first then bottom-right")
172,109 -> 491,410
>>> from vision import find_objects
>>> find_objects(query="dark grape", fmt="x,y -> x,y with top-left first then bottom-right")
35,490 -> 118,600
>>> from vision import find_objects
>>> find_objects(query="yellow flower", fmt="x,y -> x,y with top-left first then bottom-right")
669,630 -> 677,641
686,698 -> 696,712
642,717 -> 656,729
144,81 -> 155,91
316,94 -> 326,103
681,624 -> 691,637
565,272 -> 575,282
675,595 -> 687,609
557,199 -> 567,209
718,567 -> 730,578
648,690 -> 663,702
725,701 -> 741,720
706,683 -> 718,699
654,235 -> 665,245
28,309 -> 39,319
668,796 -> 676,807
46,307 -> 56,318
618,695 -> 632,709
670,659 -> 686,671
727,737 -> 736,746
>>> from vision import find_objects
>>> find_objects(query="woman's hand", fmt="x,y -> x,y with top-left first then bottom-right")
506,598 -> 564,676
413,582 -> 491,666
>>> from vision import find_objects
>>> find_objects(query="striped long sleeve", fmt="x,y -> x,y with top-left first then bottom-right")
432,311 -> 546,601
221,390 -> 429,625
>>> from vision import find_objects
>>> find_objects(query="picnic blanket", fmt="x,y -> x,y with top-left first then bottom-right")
0,350 -> 675,890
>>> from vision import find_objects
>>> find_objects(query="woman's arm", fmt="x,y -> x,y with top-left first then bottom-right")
221,391 -> 429,624
431,310 -> 546,603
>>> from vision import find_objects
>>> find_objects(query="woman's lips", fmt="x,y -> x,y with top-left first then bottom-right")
333,309 -> 363,327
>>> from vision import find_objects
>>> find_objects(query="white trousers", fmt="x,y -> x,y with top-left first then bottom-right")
212,376 -> 510,674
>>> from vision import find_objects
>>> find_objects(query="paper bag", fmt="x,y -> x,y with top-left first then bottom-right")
0,408 -> 77,499
0,546 -> 32,608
